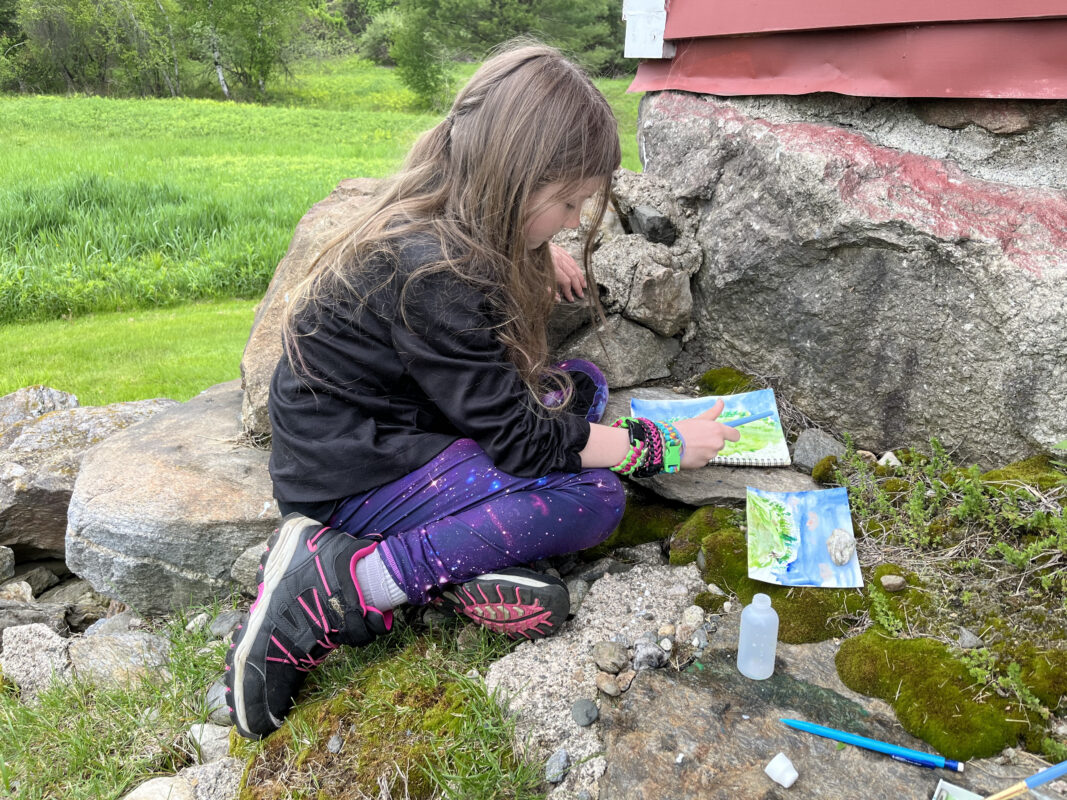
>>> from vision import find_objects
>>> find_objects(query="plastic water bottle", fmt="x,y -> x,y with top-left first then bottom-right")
737,593 -> 778,680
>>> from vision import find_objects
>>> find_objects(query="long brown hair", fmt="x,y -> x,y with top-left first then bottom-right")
283,42 -> 621,405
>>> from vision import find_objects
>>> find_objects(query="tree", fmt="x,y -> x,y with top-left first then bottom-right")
15,0 -> 179,95
182,0 -> 313,98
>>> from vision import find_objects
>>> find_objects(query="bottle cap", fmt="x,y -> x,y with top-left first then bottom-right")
764,752 -> 798,788
752,593 -> 771,608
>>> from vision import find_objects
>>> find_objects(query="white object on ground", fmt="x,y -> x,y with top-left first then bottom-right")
765,752 -> 799,788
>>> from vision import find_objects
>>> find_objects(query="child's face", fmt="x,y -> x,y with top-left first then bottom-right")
524,179 -> 601,250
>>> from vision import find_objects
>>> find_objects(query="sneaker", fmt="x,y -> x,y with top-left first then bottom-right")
225,513 -> 392,739
435,568 -> 570,640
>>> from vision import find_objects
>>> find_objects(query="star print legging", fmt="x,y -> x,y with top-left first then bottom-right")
324,359 -> 625,606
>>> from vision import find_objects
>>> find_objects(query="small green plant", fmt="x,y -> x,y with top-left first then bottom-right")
867,582 -> 904,637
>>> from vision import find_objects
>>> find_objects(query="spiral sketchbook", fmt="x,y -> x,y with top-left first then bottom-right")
629,388 -> 791,467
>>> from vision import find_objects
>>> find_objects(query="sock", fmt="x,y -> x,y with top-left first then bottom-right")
354,548 -> 408,611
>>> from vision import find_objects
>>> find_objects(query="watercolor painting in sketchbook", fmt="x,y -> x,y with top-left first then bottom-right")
746,486 -> 863,588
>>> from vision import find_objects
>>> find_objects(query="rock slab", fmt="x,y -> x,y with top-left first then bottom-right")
66,381 -> 278,614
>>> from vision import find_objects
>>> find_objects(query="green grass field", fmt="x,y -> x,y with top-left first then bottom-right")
0,57 -> 642,403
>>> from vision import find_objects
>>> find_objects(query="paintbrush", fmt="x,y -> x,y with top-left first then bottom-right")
981,757 -> 1067,800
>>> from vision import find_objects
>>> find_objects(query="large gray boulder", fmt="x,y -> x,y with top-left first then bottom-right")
634,92 -> 1067,467
240,177 -> 381,443
0,386 -> 79,432
0,398 -> 176,559
66,381 -> 278,615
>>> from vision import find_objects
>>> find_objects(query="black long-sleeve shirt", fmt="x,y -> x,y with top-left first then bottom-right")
268,238 -> 591,517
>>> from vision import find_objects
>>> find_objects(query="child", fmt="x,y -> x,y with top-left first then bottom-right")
226,43 -> 741,739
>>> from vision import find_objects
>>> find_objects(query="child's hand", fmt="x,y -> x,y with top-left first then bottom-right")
549,242 -> 586,302
672,399 -> 742,468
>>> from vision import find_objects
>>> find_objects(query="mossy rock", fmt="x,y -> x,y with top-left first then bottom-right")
587,497 -> 691,558
982,454 -> 1067,494
811,455 -> 838,484
668,505 -> 743,566
239,636 -> 516,800
700,526 -> 860,644
697,366 -> 753,396
836,631 -> 1026,760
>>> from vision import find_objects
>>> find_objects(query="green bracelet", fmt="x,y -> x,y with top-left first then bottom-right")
655,421 -> 683,474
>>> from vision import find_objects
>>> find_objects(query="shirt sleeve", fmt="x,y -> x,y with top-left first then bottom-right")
390,268 -> 590,476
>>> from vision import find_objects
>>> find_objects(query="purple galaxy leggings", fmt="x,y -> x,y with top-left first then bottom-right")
324,360 -> 624,606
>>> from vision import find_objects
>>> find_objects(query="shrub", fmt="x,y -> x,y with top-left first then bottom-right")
390,7 -> 451,110
356,7 -> 401,65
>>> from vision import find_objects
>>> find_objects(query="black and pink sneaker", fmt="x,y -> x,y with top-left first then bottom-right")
225,513 -> 392,739
435,568 -> 570,640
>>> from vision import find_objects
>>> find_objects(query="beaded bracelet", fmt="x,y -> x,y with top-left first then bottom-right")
654,421 -> 684,474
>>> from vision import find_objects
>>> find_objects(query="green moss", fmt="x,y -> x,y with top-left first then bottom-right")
669,505 -> 743,566
836,631 -> 1025,760
811,455 -> 838,484
692,591 -> 726,614
697,367 -> 753,396
982,454 -> 1067,493
238,635 -> 529,800
1014,646 -> 1067,709
700,526 -> 859,644
588,498 -> 691,558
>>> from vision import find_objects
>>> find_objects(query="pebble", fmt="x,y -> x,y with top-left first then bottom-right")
209,610 -> 244,639
722,601 -> 734,613
958,627 -> 983,650
877,451 -> 902,467
681,605 -> 705,627
659,637 -> 673,652
657,624 -> 676,639
690,627 -> 709,649
571,698 -> 598,727
615,669 -> 637,692
184,612 -> 210,633
706,583 -> 725,596
596,671 -> 621,697
327,734 -> 343,753
633,642 -> 668,671
592,640 -> 629,674
545,748 -> 570,783
567,578 -> 591,613
880,574 -> 908,592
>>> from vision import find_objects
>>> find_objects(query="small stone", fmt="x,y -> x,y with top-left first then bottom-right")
327,733 -> 343,753
690,627 -> 709,650
856,450 -> 877,465
0,546 -> 13,581
571,698 -> 599,727
596,671 -> 621,697
0,580 -> 33,603
545,748 -> 570,783
205,679 -> 231,726
616,669 -> 636,692
706,583 -> 725,596
121,776 -> 194,800
185,612 -> 210,633
681,605 -> 705,628
722,601 -> 733,613
659,637 -> 673,652
877,451 -> 902,467
465,668 -> 480,680
695,549 -> 706,571
567,578 -> 591,614
209,610 -> 244,639
188,722 -> 230,764
702,619 -> 718,635
592,640 -> 629,674
633,642 -> 668,671
826,527 -> 856,566
880,574 -> 908,592
13,565 -> 60,597
958,627 -> 983,650
675,752 -> 685,764
657,624 -> 676,639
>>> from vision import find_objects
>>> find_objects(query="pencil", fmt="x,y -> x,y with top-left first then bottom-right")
724,410 -> 774,428
981,757 -> 1067,800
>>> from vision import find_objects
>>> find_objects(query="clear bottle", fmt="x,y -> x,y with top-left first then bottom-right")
736,593 -> 778,679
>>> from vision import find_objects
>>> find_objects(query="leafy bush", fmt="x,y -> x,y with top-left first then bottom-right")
356,6 -> 400,65
390,6 -> 451,110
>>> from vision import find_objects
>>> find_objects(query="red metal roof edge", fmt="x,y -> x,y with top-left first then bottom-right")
629,20 -> 1067,99
662,0 -> 1067,39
